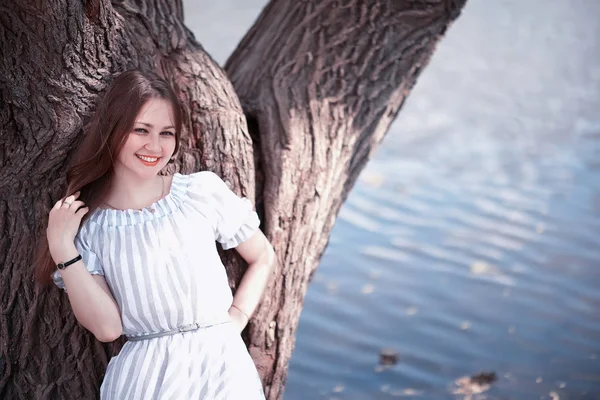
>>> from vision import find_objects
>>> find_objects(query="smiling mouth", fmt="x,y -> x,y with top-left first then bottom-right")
136,154 -> 161,166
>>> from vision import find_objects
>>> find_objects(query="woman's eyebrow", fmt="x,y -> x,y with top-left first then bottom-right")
135,121 -> 175,129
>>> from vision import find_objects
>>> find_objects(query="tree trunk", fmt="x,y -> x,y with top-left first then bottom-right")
226,0 -> 467,397
0,0 -> 466,398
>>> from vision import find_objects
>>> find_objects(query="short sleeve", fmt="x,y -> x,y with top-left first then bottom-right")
188,171 -> 260,249
52,234 -> 104,291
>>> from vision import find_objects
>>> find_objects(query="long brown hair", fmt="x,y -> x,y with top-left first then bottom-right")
34,69 -> 183,285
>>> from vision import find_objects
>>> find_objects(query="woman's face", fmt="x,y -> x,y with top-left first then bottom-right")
115,98 -> 177,181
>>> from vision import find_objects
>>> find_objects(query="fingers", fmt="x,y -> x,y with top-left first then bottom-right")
61,191 -> 81,208
52,191 -> 82,212
61,195 -> 75,207
69,200 -> 85,211
75,206 -> 90,218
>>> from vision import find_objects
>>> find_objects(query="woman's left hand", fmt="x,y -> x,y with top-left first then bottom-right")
228,306 -> 249,334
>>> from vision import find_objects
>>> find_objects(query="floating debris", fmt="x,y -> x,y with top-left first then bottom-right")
451,371 -> 497,396
549,391 -> 560,400
536,377 -> 543,383
332,384 -> 344,393
379,348 -> 399,366
470,372 -> 497,385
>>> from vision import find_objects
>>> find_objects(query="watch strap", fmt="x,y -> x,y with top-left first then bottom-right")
57,254 -> 82,270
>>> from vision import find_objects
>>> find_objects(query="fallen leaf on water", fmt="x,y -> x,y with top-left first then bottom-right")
550,391 -> 560,400
451,372 -> 497,397
451,376 -> 489,396
536,377 -> 543,383
379,348 -> 399,366
470,372 -> 497,385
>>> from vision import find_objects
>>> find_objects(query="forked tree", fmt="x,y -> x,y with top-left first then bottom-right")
0,0 -> 467,398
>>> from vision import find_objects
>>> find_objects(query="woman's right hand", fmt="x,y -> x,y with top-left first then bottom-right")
47,191 -> 89,259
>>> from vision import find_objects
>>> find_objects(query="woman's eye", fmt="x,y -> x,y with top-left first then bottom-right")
134,128 -> 148,133
161,131 -> 175,136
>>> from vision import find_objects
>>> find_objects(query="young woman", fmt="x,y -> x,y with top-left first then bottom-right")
35,69 -> 274,399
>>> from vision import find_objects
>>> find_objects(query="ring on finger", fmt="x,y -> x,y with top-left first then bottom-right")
63,195 -> 75,206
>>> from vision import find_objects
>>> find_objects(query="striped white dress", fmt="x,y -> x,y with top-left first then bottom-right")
53,171 -> 266,399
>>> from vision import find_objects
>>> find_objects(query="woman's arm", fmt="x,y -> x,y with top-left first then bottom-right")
227,230 -> 276,332
47,192 -> 122,342
53,244 -> 122,342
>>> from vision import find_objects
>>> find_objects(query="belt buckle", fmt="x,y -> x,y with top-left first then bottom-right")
178,323 -> 199,333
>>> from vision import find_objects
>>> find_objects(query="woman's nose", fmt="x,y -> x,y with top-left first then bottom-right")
144,134 -> 161,151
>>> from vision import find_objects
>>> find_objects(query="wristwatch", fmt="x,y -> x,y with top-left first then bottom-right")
57,254 -> 82,270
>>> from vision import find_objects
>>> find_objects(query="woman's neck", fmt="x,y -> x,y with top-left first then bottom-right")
103,170 -> 165,211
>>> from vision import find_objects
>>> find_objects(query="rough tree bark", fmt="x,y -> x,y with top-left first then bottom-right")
0,0 -> 466,399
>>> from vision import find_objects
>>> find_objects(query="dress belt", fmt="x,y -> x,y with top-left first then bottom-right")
126,321 -> 231,342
